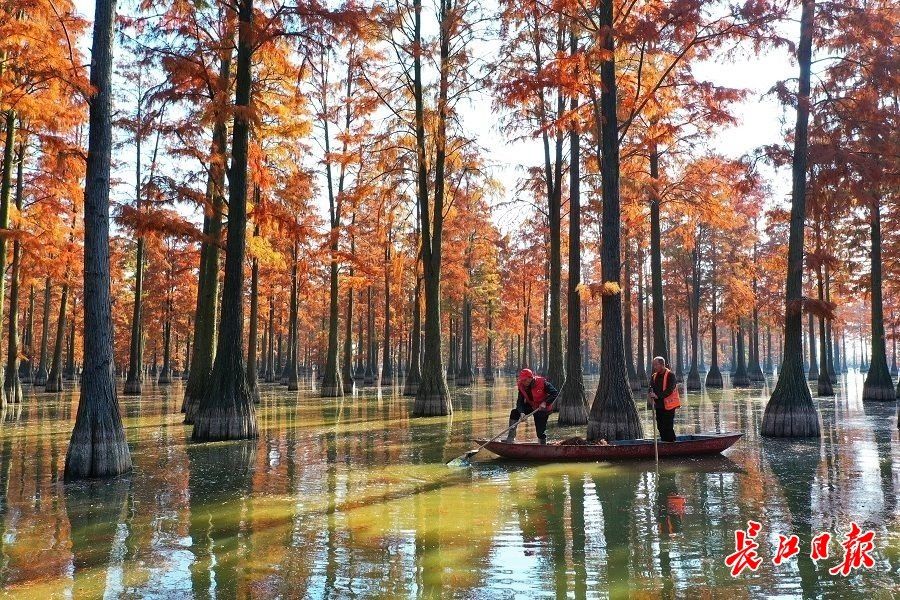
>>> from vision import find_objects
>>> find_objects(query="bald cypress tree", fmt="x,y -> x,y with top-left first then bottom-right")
64,0 -> 132,479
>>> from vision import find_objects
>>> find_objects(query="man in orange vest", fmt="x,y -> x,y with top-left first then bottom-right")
649,356 -> 680,442
506,368 -> 559,444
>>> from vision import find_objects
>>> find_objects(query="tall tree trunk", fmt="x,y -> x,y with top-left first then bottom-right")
484,306 -> 495,384
623,237 -> 640,390
20,283 -> 34,383
0,110 -> 15,405
191,0 -> 259,441
686,238 -> 702,390
636,244 -> 648,387
286,250 -> 299,390
364,286 -> 375,384
381,228 -> 394,386
648,145 -> 668,363
557,70 -> 588,424
762,0 -> 820,437
706,235 -> 723,388
265,296 -> 276,382
403,270 -> 422,395
4,141 -> 24,403
807,312 -> 819,380
65,318 -> 77,380
183,48 -> 230,421
862,197 -> 893,401
733,320 -> 750,387
341,284 -> 354,393
675,315 -> 684,382
159,297 -> 173,384
35,279 -> 52,386
587,1 -> 642,441
321,114 -> 343,397
124,95 -> 145,396
64,0 -> 133,478
412,0 -> 451,416
246,226 -> 260,404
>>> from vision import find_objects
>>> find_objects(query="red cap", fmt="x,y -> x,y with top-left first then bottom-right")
519,368 -> 534,381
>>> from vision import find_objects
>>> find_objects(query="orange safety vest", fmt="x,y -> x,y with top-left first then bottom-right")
654,369 -> 681,410
518,376 -> 549,411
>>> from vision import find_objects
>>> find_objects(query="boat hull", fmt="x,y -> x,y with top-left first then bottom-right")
475,432 -> 743,462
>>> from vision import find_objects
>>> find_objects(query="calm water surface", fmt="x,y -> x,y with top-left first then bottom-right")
0,372 -> 899,599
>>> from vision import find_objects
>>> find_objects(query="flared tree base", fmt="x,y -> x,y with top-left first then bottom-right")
64,412 -> 133,481
46,375 -> 64,393
288,376 -> 299,392
762,368 -> 820,438
587,377 -> 643,442
34,369 -> 48,387
381,374 -> 394,386
556,377 -> 589,427
158,370 -> 172,385
749,366 -> 765,383
320,384 -> 343,397
402,372 -> 420,397
733,372 -> 751,388
816,375 -> 834,397
3,375 -> 22,405
455,374 -> 472,386
705,367 -> 723,389
862,381 -> 895,401
192,400 -> 258,442
412,367 -> 451,417
484,374 -> 495,385
807,366 -> 819,381
686,369 -> 702,391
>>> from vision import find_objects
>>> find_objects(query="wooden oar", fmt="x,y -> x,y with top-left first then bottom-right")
447,410 -> 538,467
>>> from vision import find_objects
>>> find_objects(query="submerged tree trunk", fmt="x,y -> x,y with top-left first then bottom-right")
191,0 -> 258,442
265,296 -> 276,383
4,142 -> 24,403
733,320 -> 750,387
412,0 -> 451,416
182,48 -> 230,422
34,279 -> 52,386
862,198 -> 893,401
706,236 -> 723,388
20,284 -> 34,383
807,312 -> 818,380
557,77 -> 588,425
762,0 -> 820,438
64,0 -> 133,479
686,239 -> 702,390
403,271 -> 422,396
587,3 -> 643,441
45,284 -> 69,393
0,110 -> 15,405
246,228 -> 260,404
636,244 -> 648,388
623,238 -> 640,391
648,146 -> 668,363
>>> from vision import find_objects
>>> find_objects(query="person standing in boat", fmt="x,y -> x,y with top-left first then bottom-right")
649,357 -> 681,442
506,368 -> 559,444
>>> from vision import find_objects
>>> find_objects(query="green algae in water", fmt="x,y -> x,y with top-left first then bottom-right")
0,373 -> 898,598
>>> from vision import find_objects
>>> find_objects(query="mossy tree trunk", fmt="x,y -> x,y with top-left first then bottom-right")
64,0 -> 133,479
191,0 -> 259,442
586,0 -> 643,441
762,0 -> 820,438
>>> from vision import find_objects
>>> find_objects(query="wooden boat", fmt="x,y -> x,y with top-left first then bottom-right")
474,431 -> 743,462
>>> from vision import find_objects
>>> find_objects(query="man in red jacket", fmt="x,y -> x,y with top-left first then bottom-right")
506,368 -> 559,444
